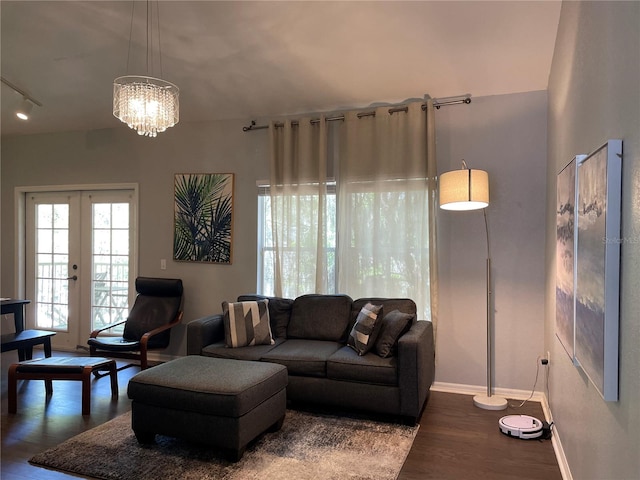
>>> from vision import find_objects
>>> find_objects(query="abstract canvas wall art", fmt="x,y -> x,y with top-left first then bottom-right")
556,156 -> 580,360
174,173 -> 234,264
575,140 -> 622,401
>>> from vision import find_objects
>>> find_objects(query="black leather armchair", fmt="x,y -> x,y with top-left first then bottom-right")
88,277 -> 183,370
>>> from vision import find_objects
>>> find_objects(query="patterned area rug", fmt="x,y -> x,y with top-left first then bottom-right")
30,409 -> 418,480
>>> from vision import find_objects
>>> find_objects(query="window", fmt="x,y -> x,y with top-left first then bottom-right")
260,102 -> 433,320
257,184 -> 336,297
337,178 -> 429,304
257,178 -> 431,321
91,202 -> 130,333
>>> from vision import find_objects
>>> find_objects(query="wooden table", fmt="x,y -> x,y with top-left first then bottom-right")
8,357 -> 118,415
1,329 -> 56,361
1,299 -> 30,332
1,299 -> 56,361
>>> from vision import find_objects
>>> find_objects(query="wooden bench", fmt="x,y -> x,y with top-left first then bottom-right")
8,356 -> 118,415
1,329 -> 55,361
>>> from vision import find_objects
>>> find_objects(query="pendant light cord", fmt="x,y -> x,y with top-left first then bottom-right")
156,1 -> 163,78
125,1 -> 135,74
126,0 -> 161,76
146,0 -> 150,74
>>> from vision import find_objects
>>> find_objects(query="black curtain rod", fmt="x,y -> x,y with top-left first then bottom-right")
242,96 -> 471,132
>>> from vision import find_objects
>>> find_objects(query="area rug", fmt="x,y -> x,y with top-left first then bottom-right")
30,409 -> 418,480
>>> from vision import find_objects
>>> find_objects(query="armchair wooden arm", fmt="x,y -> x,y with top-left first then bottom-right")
138,311 -> 183,368
90,319 -> 128,339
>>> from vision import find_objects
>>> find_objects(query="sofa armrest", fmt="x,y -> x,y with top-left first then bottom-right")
186,314 -> 224,355
397,320 -> 435,421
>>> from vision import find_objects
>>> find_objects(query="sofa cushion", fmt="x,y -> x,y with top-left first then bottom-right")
374,310 -> 414,358
327,346 -> 398,386
347,303 -> 383,355
237,294 -> 293,338
287,294 -> 353,342
201,338 -> 286,361
351,298 -> 417,331
222,300 -> 274,348
260,339 -> 342,377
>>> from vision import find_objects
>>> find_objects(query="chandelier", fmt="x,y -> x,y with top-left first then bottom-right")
113,2 -> 179,137
113,75 -> 179,137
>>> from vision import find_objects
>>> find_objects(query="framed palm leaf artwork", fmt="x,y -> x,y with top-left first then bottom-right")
174,173 -> 234,264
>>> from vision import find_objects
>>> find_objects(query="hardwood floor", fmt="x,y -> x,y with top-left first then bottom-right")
399,390 -> 562,480
1,350 -> 562,479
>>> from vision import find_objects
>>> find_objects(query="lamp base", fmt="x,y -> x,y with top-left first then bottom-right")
473,394 -> 508,411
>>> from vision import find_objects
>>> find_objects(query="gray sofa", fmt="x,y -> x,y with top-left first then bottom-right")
187,294 -> 435,424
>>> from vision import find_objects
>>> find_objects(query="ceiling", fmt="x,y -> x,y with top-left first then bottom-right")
1,1 -> 561,137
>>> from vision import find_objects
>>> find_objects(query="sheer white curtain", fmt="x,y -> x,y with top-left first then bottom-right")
267,100 -> 438,324
337,101 -> 436,321
268,116 -> 333,297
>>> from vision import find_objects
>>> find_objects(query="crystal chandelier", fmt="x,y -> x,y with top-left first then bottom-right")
113,75 -> 179,137
113,2 -> 179,137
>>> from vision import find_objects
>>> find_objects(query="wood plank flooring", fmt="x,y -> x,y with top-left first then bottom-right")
399,390 -> 562,479
1,350 -> 561,479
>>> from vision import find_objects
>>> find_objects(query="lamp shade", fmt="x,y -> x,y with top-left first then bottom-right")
439,168 -> 489,211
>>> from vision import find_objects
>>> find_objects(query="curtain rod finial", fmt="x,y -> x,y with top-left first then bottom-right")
242,120 -> 256,132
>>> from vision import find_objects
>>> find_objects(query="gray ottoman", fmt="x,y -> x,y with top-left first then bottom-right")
127,356 -> 288,461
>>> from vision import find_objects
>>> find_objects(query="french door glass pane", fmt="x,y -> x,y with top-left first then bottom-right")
91,203 -> 130,332
35,204 -> 70,330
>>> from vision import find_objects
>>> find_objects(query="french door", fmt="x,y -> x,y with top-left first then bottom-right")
25,189 -> 137,351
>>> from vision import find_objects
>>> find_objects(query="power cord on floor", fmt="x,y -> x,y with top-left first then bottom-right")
504,355 -> 555,441
509,355 -> 547,409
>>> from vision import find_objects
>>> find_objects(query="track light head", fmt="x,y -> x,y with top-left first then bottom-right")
16,98 -> 33,120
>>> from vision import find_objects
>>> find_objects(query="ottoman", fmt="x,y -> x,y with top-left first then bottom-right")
127,356 -> 288,461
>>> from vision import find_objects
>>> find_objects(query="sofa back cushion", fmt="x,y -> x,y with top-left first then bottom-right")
237,294 -> 293,338
287,294 -> 353,341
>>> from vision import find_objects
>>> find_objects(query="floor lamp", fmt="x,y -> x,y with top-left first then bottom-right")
439,161 -> 508,411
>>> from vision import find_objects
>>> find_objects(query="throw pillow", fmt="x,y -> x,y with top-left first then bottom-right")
374,310 -> 414,358
347,303 -> 383,355
222,299 -> 275,348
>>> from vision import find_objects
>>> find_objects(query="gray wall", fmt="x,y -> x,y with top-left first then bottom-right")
546,2 -> 640,479
1,120 -> 270,354
435,91 -> 548,391
2,92 -> 547,390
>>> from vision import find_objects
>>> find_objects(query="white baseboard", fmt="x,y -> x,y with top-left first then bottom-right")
432,382 -> 572,480
431,381 -> 545,403
540,394 -> 573,480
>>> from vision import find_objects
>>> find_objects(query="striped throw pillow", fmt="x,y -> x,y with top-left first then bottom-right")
347,303 -> 383,355
222,300 -> 275,348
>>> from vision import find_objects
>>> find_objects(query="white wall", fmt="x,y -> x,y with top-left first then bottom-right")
435,91 -> 548,391
546,2 -> 640,479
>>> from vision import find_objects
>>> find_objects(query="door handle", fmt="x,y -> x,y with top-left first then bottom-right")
67,275 -> 78,281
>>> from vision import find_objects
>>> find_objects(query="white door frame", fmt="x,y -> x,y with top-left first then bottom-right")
14,183 -> 139,348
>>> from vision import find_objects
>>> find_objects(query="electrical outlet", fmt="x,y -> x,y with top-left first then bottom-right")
160,259 -> 167,270
540,351 -> 551,366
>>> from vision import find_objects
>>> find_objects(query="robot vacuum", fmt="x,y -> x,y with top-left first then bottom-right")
499,415 -> 544,440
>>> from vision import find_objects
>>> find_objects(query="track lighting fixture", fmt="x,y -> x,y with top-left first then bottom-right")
1,76 -> 42,121
16,98 -> 33,120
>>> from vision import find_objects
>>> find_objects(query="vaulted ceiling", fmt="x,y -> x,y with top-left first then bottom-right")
1,1 -> 561,136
